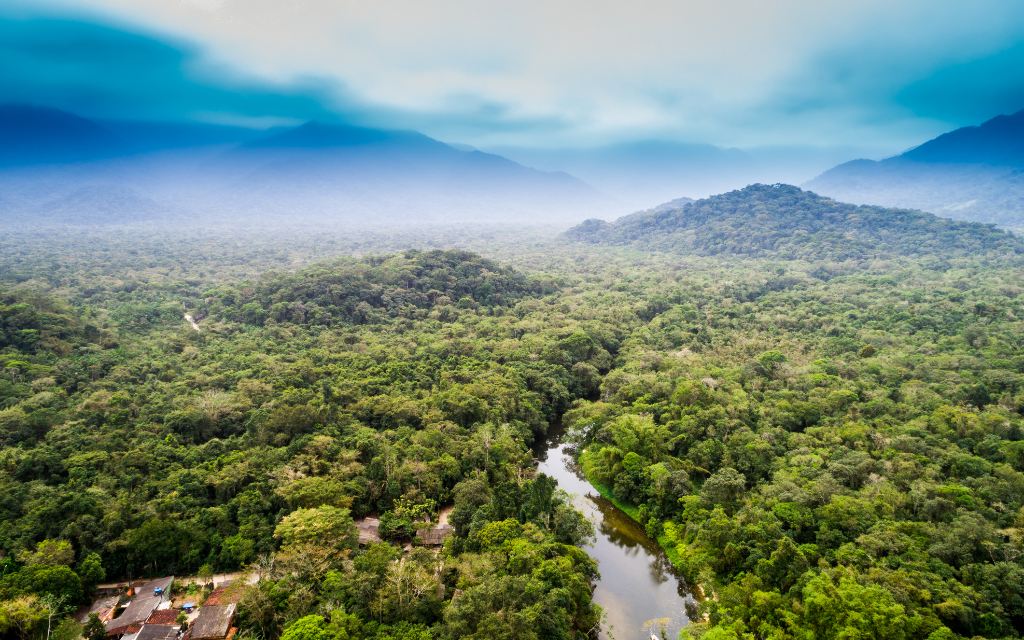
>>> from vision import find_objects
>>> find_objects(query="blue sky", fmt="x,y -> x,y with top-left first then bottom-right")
4,0 -> 1024,156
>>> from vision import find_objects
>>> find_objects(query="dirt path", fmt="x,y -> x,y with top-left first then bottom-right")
184,312 -> 200,332
438,505 -> 454,526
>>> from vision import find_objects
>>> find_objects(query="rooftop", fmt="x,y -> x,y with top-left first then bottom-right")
189,604 -> 236,640
135,624 -> 180,640
146,610 -> 181,625
105,577 -> 174,633
415,523 -> 453,546
356,517 -> 381,545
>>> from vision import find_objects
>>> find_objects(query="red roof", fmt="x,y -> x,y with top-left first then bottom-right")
146,610 -> 180,625
106,623 -> 143,637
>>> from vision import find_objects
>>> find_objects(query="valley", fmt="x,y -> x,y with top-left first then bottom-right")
2,196 -> 1023,638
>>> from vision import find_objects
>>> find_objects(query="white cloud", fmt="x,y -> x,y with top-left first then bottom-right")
38,0 -> 1024,152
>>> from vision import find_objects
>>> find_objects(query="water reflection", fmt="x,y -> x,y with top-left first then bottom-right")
537,442 -> 695,640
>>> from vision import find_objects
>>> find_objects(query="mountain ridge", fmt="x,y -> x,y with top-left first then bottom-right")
807,109 -> 1024,229
565,183 -> 1023,261
0,104 -> 606,224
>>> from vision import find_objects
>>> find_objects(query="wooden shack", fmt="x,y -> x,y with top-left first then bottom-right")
356,517 -> 381,545
415,523 -> 453,546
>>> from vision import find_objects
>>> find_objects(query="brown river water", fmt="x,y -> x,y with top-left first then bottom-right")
536,437 -> 696,640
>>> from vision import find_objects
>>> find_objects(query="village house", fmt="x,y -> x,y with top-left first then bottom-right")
356,517 -> 381,545
415,522 -> 453,546
132,624 -> 180,640
188,604 -> 236,640
78,595 -> 120,625
104,577 -> 175,637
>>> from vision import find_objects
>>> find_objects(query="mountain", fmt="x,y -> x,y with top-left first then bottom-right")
209,121 -> 604,222
0,104 -> 117,166
565,183 -> 1023,261
0,105 -> 608,225
243,120 -> 441,151
901,109 -> 1024,166
807,109 -> 1024,230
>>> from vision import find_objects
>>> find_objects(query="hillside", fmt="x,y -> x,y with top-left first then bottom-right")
206,249 -> 545,326
565,184 -> 1023,260
807,110 -> 1024,229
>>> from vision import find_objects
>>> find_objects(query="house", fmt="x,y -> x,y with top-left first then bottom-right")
135,624 -> 180,640
94,581 -> 132,597
105,577 -> 174,636
146,610 -> 181,626
356,517 -> 381,545
78,595 -> 120,624
189,604 -> 236,640
415,523 -> 453,546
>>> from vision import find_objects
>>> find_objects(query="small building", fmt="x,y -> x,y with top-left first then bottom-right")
94,581 -> 132,597
135,624 -> 180,640
146,610 -> 181,626
106,577 -> 174,636
356,517 -> 381,545
415,523 -> 453,546
189,604 -> 236,640
78,595 -> 121,624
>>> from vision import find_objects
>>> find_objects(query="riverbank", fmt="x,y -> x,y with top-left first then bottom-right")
577,447 -> 709,603
540,441 -> 694,639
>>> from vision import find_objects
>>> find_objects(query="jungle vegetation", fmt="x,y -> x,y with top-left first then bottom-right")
0,211 -> 1022,639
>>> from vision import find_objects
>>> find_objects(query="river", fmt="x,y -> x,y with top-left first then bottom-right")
536,437 -> 695,640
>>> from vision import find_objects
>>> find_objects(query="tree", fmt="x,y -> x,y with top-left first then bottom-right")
274,506 -> 358,579
0,596 -> 46,640
20,540 -> 74,567
280,614 -> 332,640
76,553 -> 105,593
83,613 -> 106,640
51,617 -> 82,640
1,565 -> 83,605
701,467 -> 746,512
801,570 -> 923,639
274,506 -> 358,551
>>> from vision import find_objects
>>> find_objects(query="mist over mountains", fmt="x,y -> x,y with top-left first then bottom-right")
4,99 -> 1024,232
0,104 -> 606,226
495,141 -> 857,210
808,109 -> 1024,230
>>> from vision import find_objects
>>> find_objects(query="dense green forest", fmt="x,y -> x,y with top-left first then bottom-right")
1,214 -> 1023,639
566,184 -> 1024,261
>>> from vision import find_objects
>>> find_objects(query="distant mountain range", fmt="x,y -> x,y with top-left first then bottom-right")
8,102 -> 1024,231
0,104 -> 606,225
565,183 -> 1023,261
495,141 -> 858,211
807,109 -> 1024,230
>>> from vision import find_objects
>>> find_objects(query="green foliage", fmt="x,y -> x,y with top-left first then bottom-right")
83,612 -> 106,640
567,252 -> 1024,638
2,224 -> 1023,639
566,183 -> 1024,261
207,249 -> 544,327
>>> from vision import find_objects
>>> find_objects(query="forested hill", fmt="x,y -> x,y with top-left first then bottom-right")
565,184 -> 1023,261
205,249 -> 546,326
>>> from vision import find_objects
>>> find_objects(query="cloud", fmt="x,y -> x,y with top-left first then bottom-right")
8,0 -> 1024,153
0,7 -> 344,125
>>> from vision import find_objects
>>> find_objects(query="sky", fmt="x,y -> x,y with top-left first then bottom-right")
4,0 -> 1024,156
